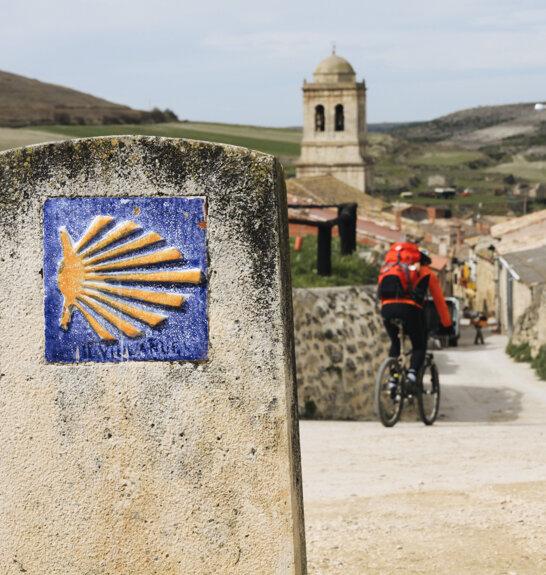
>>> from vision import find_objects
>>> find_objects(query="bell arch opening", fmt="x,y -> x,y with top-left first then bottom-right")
315,105 -> 325,132
335,104 -> 344,131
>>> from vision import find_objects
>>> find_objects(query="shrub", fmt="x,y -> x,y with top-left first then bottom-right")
467,158 -> 491,170
503,174 -> 516,185
53,112 -> 72,125
290,236 -> 379,288
144,108 -> 180,124
506,341 -> 532,363
149,107 -> 168,123
532,346 -> 546,381
163,108 -> 179,122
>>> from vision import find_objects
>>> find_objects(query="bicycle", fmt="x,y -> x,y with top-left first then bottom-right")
374,320 -> 441,427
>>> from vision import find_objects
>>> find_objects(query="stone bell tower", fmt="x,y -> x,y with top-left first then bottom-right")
295,50 -> 370,192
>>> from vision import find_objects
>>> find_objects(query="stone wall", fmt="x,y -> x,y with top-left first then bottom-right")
511,285 -> 546,356
293,285 -> 390,420
475,254 -> 496,314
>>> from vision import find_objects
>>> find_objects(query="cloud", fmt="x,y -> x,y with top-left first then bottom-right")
1,0 -> 545,124
371,29 -> 546,73
203,31 -> 332,59
472,4 -> 546,29
203,23 -> 546,74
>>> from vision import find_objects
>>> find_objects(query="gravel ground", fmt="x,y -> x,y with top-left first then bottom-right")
300,329 -> 546,574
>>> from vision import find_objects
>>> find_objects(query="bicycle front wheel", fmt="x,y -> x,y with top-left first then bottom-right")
374,357 -> 404,427
417,360 -> 440,425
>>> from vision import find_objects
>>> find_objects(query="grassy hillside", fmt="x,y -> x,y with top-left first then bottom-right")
372,137 -> 544,216
392,102 -> 546,148
375,103 -> 546,213
0,70 -> 175,127
1,116 -> 544,215
487,156 -> 546,182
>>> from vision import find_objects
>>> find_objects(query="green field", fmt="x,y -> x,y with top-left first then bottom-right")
487,156 -> 546,183
0,122 -> 302,175
408,149 -> 486,167
1,121 -> 545,216
0,122 -> 302,176
369,137 -> 536,214
31,122 -> 301,159
0,127 -> 65,151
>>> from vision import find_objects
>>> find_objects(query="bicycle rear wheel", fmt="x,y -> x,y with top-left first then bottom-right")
374,357 -> 404,427
417,359 -> 440,425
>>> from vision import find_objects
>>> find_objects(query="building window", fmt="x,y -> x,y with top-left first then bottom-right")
335,104 -> 344,131
315,105 -> 325,132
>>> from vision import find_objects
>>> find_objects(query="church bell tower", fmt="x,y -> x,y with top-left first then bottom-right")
295,50 -> 370,192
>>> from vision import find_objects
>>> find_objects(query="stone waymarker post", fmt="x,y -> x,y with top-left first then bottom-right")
0,137 -> 306,574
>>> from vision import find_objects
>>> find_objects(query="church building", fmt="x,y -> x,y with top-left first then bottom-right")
295,51 -> 371,192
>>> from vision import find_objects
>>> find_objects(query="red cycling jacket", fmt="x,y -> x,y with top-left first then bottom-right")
381,265 -> 452,328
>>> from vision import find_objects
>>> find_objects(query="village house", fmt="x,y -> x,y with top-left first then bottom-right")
458,209 -> 546,328
497,245 -> 546,335
512,182 -> 546,202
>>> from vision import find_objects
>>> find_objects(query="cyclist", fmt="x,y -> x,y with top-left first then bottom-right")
377,242 -> 453,391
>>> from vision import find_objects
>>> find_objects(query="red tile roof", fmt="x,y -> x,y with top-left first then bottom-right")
287,193 -> 403,244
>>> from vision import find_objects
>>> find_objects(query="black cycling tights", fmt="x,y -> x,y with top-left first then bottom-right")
381,303 -> 427,372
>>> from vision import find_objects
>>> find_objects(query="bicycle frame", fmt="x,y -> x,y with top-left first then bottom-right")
376,318 -> 441,426
394,320 -> 412,393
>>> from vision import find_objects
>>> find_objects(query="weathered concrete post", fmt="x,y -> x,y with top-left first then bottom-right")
0,137 -> 306,574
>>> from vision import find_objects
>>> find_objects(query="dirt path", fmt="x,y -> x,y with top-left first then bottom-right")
300,329 -> 546,574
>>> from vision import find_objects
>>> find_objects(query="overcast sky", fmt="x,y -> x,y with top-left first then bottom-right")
1,0 -> 545,125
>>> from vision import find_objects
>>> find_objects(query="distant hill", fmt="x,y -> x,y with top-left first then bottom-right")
391,102 -> 546,148
368,122 -> 407,133
1,107 -> 544,216
0,70 -> 177,127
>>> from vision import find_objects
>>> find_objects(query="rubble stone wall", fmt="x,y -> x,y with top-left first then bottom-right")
511,285 -> 546,356
293,285 -> 390,420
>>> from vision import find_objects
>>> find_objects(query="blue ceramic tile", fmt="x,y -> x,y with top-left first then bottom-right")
44,197 -> 208,363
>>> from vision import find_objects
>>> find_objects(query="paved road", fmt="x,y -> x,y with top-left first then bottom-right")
300,328 -> 546,574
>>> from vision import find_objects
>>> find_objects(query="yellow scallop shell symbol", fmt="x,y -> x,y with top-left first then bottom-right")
57,215 -> 202,341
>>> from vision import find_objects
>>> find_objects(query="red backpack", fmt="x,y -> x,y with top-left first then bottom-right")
377,242 -> 421,300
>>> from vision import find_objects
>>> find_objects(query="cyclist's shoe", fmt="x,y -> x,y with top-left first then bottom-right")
386,373 -> 400,400
406,369 -> 418,394
386,381 -> 397,400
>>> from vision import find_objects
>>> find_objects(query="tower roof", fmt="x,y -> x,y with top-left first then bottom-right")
313,52 -> 356,83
